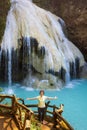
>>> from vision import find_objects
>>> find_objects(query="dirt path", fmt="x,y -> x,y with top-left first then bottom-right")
0,116 -> 18,130
41,122 -> 55,130
41,125 -> 50,130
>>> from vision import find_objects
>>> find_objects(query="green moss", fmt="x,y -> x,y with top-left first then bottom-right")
30,115 -> 41,130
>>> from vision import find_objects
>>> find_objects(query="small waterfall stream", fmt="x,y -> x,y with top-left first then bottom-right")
0,49 -> 12,87
8,50 -> 12,86
65,61 -> 70,83
22,37 -> 32,86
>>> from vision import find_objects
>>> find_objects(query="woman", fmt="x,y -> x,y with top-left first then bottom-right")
26,90 -> 57,124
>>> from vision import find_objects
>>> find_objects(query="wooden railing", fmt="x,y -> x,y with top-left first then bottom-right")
54,111 -> 74,130
0,95 -> 74,130
26,102 -> 74,130
0,95 -> 31,130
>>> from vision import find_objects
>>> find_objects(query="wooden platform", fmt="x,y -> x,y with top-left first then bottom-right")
0,95 -> 74,130
0,116 -> 18,130
41,124 -> 50,130
0,116 -> 53,130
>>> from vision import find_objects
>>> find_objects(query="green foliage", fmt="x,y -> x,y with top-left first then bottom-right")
30,115 -> 41,130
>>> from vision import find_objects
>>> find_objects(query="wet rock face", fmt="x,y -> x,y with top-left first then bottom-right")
80,63 -> 87,79
0,0 -> 10,42
33,0 -> 87,61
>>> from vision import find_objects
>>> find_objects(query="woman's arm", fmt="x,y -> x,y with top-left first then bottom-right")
26,97 -> 38,100
46,96 -> 57,100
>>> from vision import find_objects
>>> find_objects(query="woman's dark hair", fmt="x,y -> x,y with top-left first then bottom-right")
39,90 -> 45,95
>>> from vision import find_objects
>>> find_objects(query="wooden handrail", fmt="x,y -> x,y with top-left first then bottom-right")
0,104 -> 12,109
46,110 -> 53,115
55,111 -> 74,130
26,104 -> 38,108
0,95 -> 31,130
17,102 -> 30,112
0,95 -> 13,98
26,104 -> 59,109
47,104 -> 59,109
18,98 -> 25,104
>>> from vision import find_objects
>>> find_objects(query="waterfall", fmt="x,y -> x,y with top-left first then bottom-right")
0,49 -> 12,86
65,61 -> 70,83
26,37 -> 31,78
22,37 -> 32,86
26,37 -> 32,85
0,0 -> 85,88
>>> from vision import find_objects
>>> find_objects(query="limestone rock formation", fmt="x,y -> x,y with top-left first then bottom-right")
33,0 -> 87,61
0,0 -> 87,61
0,0 -> 85,88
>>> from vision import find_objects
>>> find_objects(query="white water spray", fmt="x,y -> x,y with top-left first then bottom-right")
65,61 -> 70,83
26,37 -> 32,85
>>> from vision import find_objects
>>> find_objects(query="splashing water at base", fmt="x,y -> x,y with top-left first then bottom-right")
4,87 -> 14,95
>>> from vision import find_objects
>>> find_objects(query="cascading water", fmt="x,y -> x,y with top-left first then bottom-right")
23,37 -> 32,86
8,50 -> 12,86
0,0 -> 85,89
2,47 -> 12,87
65,60 -> 70,83
0,9 -> 14,86
27,37 -> 32,83
0,49 -> 12,87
